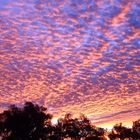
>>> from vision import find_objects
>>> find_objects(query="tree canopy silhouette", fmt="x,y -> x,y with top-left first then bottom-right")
0,102 -> 49,140
0,102 -> 140,140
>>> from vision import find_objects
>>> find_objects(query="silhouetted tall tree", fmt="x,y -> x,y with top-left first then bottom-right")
0,102 -> 50,140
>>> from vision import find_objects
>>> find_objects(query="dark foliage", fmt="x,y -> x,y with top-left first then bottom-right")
0,102 -> 48,140
108,122 -> 140,140
0,102 -> 140,140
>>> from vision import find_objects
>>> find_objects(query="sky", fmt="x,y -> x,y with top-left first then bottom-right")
0,0 -> 140,129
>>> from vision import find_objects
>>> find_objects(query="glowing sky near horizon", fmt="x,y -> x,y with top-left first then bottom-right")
0,0 -> 140,128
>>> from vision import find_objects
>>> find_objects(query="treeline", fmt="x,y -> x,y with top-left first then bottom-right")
0,102 -> 140,140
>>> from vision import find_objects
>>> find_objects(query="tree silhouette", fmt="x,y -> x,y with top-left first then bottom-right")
108,123 -> 132,140
62,113 -> 79,139
132,119 -> 140,140
0,102 -> 140,140
0,102 -> 49,140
